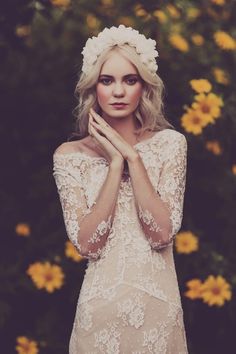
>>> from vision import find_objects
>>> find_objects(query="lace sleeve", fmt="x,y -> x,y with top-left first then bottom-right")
52,150 -> 112,260
138,134 -> 187,250
156,134 -> 187,246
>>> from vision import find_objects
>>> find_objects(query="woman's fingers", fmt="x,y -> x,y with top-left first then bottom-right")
90,108 -> 110,128
90,123 -> 102,141
90,120 -> 101,130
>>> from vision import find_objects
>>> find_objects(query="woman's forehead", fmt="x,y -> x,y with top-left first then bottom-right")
100,53 -> 138,75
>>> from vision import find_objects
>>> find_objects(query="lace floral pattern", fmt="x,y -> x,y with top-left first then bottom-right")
88,215 -> 112,244
53,153 -> 113,260
138,205 -> 163,233
117,292 -> 145,329
142,324 -> 169,354
52,129 -> 188,353
94,321 -> 121,354
77,302 -> 93,331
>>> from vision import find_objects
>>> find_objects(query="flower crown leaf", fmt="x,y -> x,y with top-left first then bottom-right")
81,25 -> 159,76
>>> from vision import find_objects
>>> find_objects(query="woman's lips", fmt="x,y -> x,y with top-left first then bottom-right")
111,103 -> 128,109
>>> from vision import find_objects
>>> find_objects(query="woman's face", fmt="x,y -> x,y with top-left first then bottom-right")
96,51 -> 143,120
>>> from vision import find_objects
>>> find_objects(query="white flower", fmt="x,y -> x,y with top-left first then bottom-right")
81,25 -> 159,76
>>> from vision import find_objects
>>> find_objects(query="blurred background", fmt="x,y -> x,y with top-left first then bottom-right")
1,0 -> 236,353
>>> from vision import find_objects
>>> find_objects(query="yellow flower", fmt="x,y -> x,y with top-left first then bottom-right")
15,25 -> 31,38
166,4 -> 181,19
153,10 -> 167,24
27,261 -> 64,293
15,336 -> 39,354
201,275 -> 232,307
186,7 -> 201,20
211,0 -> 225,5
175,231 -> 199,254
65,241 -> 84,262
168,33 -> 189,52
212,67 -> 230,85
181,107 -> 209,135
214,31 -> 236,50
27,262 -> 48,289
15,223 -> 31,237
184,279 -> 204,300
50,0 -> 71,8
191,34 -> 204,46
192,92 -> 224,122
190,79 -> 212,93
86,14 -> 101,30
232,164 -> 236,175
206,140 -> 222,155
134,4 -> 148,17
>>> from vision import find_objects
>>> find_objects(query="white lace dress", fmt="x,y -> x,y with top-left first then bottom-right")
52,128 -> 189,354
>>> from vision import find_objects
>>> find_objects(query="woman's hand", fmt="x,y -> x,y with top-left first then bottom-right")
89,108 -> 139,163
88,109 -> 124,166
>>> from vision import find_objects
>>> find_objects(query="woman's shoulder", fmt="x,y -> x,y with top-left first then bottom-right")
53,140 -> 83,156
53,136 -> 103,160
53,136 -> 92,156
163,128 -> 187,143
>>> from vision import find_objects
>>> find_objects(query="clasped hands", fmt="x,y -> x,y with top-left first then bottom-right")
88,107 -> 140,164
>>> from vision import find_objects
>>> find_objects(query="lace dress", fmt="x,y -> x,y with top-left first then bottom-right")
52,128 -> 189,354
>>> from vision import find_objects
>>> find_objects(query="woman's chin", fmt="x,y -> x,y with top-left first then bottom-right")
102,109 -> 133,119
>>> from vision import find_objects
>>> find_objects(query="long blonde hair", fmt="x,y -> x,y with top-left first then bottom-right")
68,44 -> 175,141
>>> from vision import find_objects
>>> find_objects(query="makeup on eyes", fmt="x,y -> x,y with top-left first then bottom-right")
98,74 -> 140,85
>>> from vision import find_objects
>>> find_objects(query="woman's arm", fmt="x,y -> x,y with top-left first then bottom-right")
53,145 -> 123,260
127,134 -> 187,250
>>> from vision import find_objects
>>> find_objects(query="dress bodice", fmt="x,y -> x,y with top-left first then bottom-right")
52,128 -> 187,305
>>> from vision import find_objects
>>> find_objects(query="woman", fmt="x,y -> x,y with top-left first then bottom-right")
53,25 -> 188,354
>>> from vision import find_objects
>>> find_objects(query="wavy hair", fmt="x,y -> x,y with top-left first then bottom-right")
68,44 -> 175,141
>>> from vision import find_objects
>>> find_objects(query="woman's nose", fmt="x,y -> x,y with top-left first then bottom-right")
113,82 -> 125,96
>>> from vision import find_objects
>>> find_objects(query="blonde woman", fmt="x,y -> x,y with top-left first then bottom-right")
53,25 -> 188,353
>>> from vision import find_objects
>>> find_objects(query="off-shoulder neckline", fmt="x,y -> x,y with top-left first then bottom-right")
53,128 -> 172,162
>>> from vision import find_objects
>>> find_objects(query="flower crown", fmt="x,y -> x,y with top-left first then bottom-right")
81,25 -> 159,76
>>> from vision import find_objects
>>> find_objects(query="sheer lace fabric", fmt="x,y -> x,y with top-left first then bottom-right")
52,157 -> 113,260
53,128 -> 188,353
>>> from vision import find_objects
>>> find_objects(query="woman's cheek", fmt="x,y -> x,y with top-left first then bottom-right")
96,85 -> 110,105
130,85 -> 142,105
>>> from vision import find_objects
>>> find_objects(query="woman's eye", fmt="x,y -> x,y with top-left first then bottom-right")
126,78 -> 138,85
99,78 -> 112,85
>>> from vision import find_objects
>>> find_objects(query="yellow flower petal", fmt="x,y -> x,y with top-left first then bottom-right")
190,79 -> 212,93
181,107 -> 210,135
168,33 -> 189,52
65,241 -> 84,262
206,140 -> 222,155
26,261 -> 65,293
184,278 -> 203,299
16,336 -> 39,354
214,31 -> 236,50
201,275 -> 232,307
15,223 -> 31,237
175,231 -> 199,254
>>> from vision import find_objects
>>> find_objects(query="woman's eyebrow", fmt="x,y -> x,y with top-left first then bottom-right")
99,74 -> 139,78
